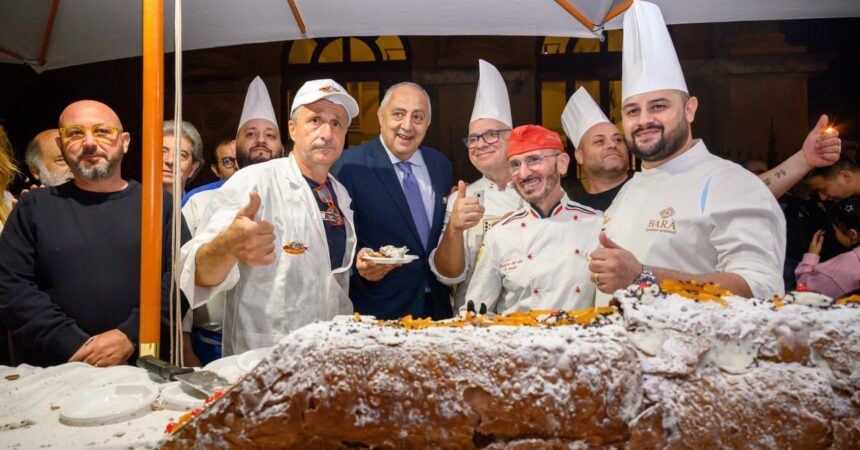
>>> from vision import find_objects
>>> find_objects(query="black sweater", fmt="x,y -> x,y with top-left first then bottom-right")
0,181 -> 187,366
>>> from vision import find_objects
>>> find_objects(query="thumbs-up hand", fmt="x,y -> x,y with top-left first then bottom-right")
802,114 -> 841,168
223,192 -> 277,266
588,232 -> 644,293
449,180 -> 485,232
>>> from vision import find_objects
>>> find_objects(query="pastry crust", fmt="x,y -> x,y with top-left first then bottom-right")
164,318 -> 641,449
162,283 -> 860,449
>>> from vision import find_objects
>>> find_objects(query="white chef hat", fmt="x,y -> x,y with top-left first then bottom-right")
470,59 -> 512,128
621,0 -> 688,103
290,79 -> 359,122
561,87 -> 611,149
238,76 -> 279,132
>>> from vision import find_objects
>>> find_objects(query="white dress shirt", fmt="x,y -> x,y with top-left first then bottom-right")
380,136 -> 435,224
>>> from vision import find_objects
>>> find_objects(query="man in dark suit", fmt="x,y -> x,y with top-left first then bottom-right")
333,82 -> 454,320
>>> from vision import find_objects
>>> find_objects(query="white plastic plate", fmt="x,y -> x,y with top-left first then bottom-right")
59,383 -> 157,426
363,255 -> 419,265
203,354 -> 244,382
236,347 -> 273,372
160,382 -> 207,411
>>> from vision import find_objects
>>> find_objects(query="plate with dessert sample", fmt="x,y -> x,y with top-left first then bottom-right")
362,245 -> 419,264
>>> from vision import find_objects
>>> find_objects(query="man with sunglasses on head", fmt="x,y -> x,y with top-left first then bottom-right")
179,79 -> 359,356
430,60 -> 525,311
464,125 -> 602,313
0,100 -> 184,367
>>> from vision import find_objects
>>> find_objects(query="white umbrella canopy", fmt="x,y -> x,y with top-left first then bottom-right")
2,0 -> 859,72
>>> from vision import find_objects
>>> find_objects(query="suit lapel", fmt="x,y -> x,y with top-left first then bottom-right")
368,139 -> 424,252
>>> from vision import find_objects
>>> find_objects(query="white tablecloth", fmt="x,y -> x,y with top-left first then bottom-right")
0,363 -> 189,449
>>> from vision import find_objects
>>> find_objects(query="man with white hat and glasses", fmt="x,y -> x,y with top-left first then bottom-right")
179,79 -> 360,355
589,0 -> 786,303
431,60 -> 526,310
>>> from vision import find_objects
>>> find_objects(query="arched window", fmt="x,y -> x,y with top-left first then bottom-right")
282,37 -> 410,146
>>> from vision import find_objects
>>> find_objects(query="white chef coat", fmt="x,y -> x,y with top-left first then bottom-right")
182,188 -> 217,236
429,176 -> 524,310
596,140 -> 785,306
179,154 -> 356,355
465,193 -> 601,313
181,188 -> 225,333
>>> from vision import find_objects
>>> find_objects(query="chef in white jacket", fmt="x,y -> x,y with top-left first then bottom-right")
465,125 -> 602,313
430,60 -> 524,310
589,0 -> 786,305
179,79 -> 360,355
180,76 -> 286,364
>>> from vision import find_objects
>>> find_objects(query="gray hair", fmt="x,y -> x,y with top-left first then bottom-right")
24,136 -> 44,173
163,120 -> 204,181
380,82 -> 432,118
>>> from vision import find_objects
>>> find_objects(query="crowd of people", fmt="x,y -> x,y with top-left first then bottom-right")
1,0 -> 857,368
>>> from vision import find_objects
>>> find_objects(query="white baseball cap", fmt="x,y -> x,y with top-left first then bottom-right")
290,79 -> 359,122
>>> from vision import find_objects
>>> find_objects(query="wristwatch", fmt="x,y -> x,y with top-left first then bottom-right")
635,264 -> 657,285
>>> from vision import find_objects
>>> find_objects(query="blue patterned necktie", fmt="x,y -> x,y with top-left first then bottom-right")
396,161 -> 431,249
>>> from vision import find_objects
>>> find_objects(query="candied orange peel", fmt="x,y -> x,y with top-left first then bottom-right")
660,279 -> 730,307
370,306 -> 618,330
835,295 -> 860,306
772,295 -> 785,310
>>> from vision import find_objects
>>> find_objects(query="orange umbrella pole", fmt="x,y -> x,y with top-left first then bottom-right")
139,0 -> 164,358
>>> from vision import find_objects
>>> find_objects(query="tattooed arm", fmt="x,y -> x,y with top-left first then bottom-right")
759,115 -> 841,199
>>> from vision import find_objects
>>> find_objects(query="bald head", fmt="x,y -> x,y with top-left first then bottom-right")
58,100 -> 124,130
56,100 -> 130,188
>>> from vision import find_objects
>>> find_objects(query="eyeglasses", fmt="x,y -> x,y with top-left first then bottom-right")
462,128 -> 512,148
218,157 -> 237,168
59,124 -> 121,143
314,184 -> 344,227
508,153 -> 561,174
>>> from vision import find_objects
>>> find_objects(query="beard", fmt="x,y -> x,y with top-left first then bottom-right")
38,166 -> 73,187
514,164 -> 561,205
67,148 -> 122,181
626,120 -> 689,163
237,144 -> 277,168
